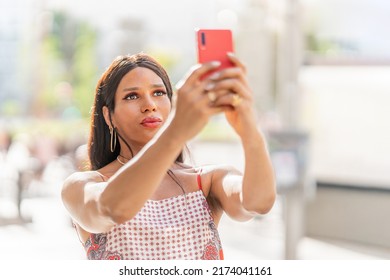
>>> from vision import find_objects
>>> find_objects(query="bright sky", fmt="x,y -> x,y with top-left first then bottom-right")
301,0 -> 390,57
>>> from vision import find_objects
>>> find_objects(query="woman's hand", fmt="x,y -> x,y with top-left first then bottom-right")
205,53 -> 258,138
171,61 -> 225,142
204,55 -> 276,218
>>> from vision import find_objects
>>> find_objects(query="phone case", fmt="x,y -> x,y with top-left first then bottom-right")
196,29 -> 234,78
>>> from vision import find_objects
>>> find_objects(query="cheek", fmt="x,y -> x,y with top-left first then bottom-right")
112,104 -> 137,124
160,97 -> 172,114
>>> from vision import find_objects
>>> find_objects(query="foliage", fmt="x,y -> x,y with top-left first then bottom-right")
36,11 -> 97,119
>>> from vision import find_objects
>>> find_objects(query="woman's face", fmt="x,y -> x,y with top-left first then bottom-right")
109,67 -> 171,149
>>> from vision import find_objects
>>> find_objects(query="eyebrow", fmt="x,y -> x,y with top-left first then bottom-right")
122,84 -> 165,92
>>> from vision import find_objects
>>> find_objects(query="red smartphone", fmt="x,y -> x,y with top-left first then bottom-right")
196,29 -> 234,79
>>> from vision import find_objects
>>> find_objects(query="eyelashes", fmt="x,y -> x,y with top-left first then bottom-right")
123,90 -> 167,100
154,90 -> 167,97
123,93 -> 138,100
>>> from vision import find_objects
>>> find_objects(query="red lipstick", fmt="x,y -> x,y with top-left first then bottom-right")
140,117 -> 162,128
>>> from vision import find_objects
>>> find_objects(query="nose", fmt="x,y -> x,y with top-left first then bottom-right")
140,95 -> 157,113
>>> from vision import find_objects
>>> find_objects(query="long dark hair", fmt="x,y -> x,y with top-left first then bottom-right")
88,53 -> 185,170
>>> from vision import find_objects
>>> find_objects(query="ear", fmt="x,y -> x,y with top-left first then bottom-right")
102,106 -> 113,128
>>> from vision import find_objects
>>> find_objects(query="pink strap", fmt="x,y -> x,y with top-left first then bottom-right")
197,168 -> 203,190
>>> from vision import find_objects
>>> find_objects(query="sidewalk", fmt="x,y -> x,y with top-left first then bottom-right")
0,196 -> 85,259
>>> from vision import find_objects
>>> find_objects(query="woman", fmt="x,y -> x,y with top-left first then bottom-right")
62,53 -> 276,260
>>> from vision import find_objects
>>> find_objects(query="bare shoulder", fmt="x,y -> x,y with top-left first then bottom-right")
61,170 -> 115,236
63,171 -> 103,189
200,164 -> 242,178
61,171 -> 105,200
195,164 -> 241,195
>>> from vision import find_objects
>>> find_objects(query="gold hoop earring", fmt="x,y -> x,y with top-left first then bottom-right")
110,126 -> 117,152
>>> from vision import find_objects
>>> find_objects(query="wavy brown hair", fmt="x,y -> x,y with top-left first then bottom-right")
88,53 -> 184,170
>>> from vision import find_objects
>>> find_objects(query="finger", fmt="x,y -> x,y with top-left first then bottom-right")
175,65 -> 200,90
207,67 -> 250,88
203,88 -> 230,104
175,61 -> 221,90
213,93 -> 244,108
227,52 -> 247,74
191,92 -> 226,116
209,78 -> 251,100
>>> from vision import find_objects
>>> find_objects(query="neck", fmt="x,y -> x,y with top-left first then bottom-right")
117,137 -> 144,159
116,154 -> 130,165
116,154 -> 182,171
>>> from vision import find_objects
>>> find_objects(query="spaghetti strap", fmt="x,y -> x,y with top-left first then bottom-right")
196,168 -> 203,190
95,171 -> 107,182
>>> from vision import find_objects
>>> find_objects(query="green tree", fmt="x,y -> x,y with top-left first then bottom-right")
72,22 -> 97,118
36,11 -> 97,118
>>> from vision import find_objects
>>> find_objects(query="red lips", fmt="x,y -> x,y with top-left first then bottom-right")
140,117 -> 162,128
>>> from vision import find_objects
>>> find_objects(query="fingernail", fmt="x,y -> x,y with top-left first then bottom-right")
227,52 -> 235,57
210,61 -> 221,67
208,72 -> 220,80
205,83 -> 215,91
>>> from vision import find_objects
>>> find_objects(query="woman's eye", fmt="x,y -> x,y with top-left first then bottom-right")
154,91 -> 166,96
124,93 -> 138,100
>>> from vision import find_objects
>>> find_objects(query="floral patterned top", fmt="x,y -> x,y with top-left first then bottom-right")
83,172 -> 224,260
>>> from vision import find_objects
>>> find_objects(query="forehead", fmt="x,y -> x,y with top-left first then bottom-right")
118,67 -> 165,89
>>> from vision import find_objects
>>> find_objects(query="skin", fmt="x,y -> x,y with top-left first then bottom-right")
61,53 -> 276,244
